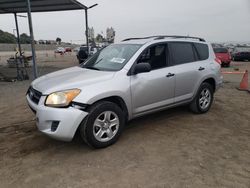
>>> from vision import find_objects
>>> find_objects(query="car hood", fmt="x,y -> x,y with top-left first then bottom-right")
32,66 -> 115,95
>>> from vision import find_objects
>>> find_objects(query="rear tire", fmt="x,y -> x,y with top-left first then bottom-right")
189,82 -> 214,114
80,101 -> 125,149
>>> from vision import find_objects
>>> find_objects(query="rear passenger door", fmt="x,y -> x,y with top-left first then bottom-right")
168,42 -> 209,102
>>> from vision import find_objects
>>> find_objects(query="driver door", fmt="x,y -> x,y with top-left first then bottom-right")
130,43 -> 175,116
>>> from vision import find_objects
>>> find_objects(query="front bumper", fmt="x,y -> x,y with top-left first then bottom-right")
26,94 -> 88,141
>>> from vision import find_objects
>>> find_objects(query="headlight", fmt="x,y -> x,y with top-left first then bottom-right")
45,89 -> 81,107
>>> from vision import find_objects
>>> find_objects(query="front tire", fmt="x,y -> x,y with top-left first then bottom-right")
189,82 -> 214,114
80,101 -> 125,148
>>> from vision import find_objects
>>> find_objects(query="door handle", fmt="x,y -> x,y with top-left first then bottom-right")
198,67 -> 205,71
166,73 -> 175,77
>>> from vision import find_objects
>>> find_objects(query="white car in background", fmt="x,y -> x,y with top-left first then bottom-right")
54,47 -> 65,53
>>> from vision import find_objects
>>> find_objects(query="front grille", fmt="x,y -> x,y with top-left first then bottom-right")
27,87 -> 42,104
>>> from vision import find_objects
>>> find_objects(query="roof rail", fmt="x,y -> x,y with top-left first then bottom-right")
122,35 -> 206,42
153,35 -> 206,42
122,36 -> 155,42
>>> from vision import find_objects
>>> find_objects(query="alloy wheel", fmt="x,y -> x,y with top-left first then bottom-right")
199,88 -> 211,110
93,111 -> 120,142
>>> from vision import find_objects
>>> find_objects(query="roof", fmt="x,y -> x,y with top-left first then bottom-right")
0,0 -> 87,14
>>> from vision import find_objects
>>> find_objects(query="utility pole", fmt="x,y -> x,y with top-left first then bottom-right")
26,0 -> 38,78
85,3 -> 98,55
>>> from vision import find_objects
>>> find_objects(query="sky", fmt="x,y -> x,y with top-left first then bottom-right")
0,0 -> 250,43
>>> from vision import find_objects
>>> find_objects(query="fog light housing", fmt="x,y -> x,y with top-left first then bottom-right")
51,121 -> 60,132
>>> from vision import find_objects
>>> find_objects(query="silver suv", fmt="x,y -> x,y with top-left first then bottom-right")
26,36 -> 223,148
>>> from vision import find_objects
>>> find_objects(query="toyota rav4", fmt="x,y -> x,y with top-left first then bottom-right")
26,35 -> 223,148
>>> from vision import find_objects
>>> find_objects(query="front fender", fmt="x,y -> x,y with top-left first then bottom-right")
72,76 -> 132,119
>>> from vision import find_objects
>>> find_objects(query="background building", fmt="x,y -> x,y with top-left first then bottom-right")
88,27 -> 95,43
106,27 -> 115,43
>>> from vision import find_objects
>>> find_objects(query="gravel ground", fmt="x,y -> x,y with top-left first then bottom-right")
0,55 -> 249,188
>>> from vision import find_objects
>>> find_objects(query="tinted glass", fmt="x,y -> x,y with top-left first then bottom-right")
194,43 -> 209,60
169,42 -> 195,65
82,44 -> 141,71
138,44 -> 167,70
234,47 -> 250,52
80,46 -> 88,51
213,48 -> 228,53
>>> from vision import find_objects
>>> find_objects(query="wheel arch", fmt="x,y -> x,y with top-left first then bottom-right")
86,96 -> 129,122
202,77 -> 216,92
192,76 -> 216,101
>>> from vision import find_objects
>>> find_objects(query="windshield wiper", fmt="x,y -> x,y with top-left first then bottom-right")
93,58 -> 103,65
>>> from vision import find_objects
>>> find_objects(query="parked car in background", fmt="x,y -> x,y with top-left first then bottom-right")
73,47 -> 80,53
77,46 -> 89,64
76,46 -> 99,64
213,47 -> 231,67
54,47 -> 65,54
26,35 -> 222,148
90,47 -> 98,55
65,47 -> 72,52
231,47 -> 250,61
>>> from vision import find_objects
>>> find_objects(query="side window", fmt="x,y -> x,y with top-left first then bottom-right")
194,43 -> 209,60
169,42 -> 195,65
138,44 -> 167,70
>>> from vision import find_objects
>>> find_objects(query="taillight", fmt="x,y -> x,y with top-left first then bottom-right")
215,58 -> 221,64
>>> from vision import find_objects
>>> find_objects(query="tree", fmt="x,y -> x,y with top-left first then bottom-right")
56,37 -> 62,45
0,29 -> 16,43
20,33 -> 31,44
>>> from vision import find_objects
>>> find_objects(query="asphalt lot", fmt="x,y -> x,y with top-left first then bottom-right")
0,52 -> 249,188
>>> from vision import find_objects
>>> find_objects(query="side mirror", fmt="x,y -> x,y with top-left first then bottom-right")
134,63 -> 151,74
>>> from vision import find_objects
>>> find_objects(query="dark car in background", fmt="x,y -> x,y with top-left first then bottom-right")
76,46 -> 89,64
213,47 -> 231,67
76,46 -> 99,64
231,47 -> 250,61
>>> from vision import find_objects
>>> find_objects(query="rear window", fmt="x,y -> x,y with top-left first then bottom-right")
213,48 -> 228,53
80,46 -> 88,51
169,42 -> 195,65
234,47 -> 250,52
194,43 -> 209,60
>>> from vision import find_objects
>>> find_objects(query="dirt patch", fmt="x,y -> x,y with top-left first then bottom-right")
0,59 -> 249,187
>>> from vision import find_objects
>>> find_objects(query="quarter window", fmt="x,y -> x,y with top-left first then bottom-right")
169,42 -> 195,65
194,43 -> 209,60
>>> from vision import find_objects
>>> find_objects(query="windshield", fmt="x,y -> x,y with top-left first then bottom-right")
214,48 -> 228,53
81,44 -> 141,71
